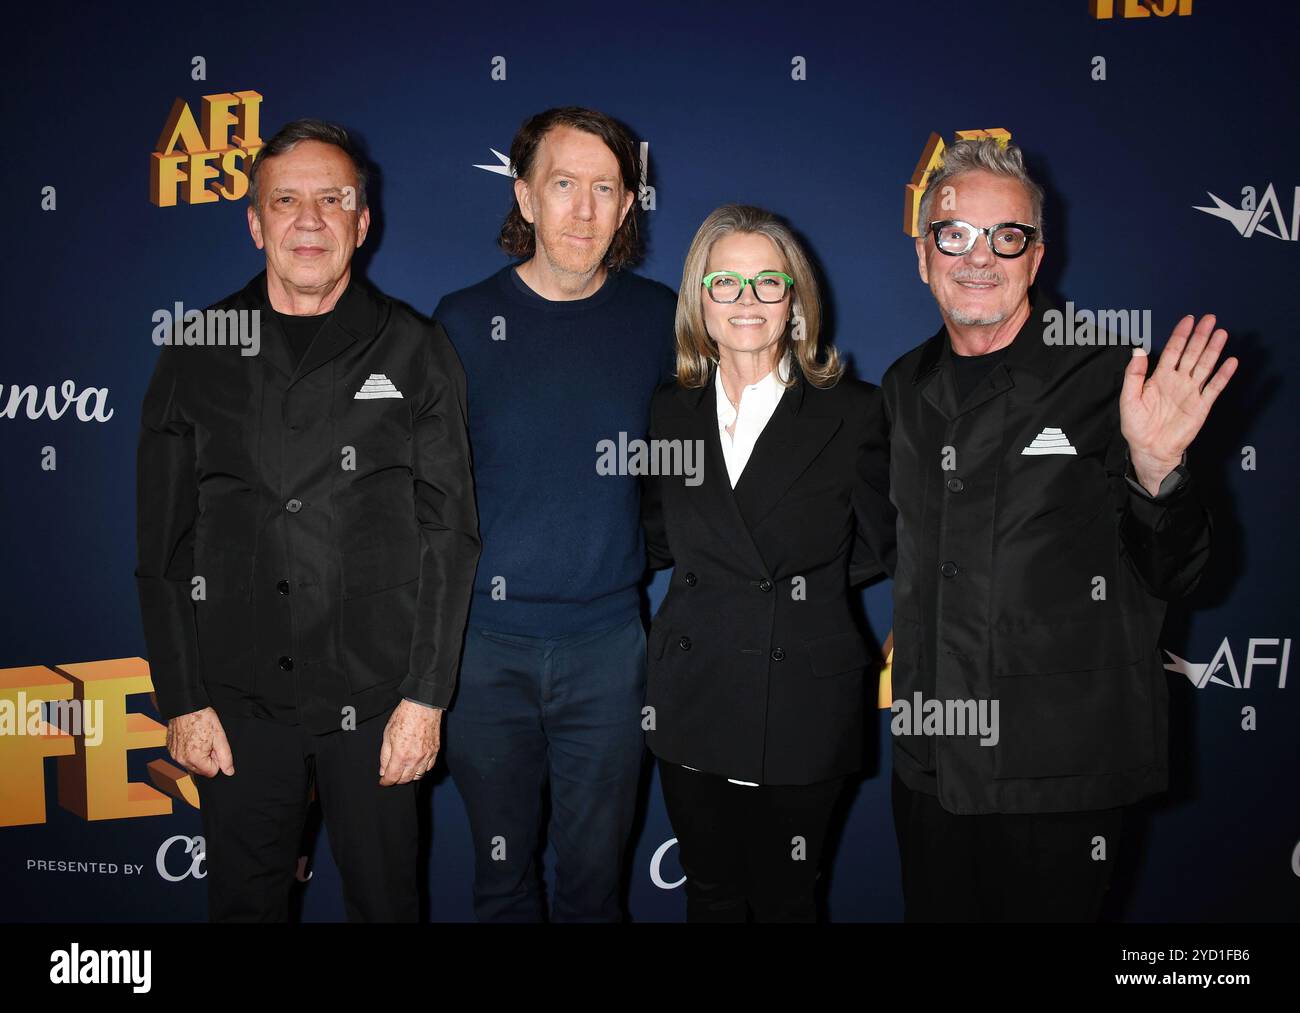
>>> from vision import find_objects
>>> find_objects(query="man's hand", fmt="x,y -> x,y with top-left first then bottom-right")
1121,313 -> 1238,496
378,700 -> 442,786
167,707 -> 235,778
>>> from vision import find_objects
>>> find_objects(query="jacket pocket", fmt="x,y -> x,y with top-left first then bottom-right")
341,538 -> 420,599
992,617 -> 1141,676
991,620 -> 1154,779
338,541 -> 420,693
192,548 -> 255,691
804,630 -> 872,678
886,616 -> 933,770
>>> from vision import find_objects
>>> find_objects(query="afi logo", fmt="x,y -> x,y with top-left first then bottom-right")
474,142 -> 655,209
1163,637 -> 1291,690
1194,184 -> 1299,241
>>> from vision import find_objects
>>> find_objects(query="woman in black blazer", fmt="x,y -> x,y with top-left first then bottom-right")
641,203 -> 892,923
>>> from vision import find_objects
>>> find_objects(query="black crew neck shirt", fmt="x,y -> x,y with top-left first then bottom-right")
274,310 -> 332,369
950,342 -> 1011,403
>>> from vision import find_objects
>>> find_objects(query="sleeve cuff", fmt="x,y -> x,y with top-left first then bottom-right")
1125,450 -> 1189,502
402,696 -> 444,711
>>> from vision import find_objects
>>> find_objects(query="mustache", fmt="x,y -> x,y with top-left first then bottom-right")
950,268 -> 1003,283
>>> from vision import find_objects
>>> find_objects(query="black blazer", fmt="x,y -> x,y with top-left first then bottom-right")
880,292 -> 1211,814
641,364 -> 892,785
135,273 -> 481,732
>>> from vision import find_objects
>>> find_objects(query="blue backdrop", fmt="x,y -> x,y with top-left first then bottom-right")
2,0 -> 1297,921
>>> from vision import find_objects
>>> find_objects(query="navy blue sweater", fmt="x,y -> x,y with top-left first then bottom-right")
434,264 -> 677,635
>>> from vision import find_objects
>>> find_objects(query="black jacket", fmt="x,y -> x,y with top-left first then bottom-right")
135,272 -> 481,733
875,293 -> 1211,814
641,366 -> 891,786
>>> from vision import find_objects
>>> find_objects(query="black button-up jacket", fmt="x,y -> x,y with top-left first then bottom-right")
136,272 -> 481,734
874,293 -> 1211,814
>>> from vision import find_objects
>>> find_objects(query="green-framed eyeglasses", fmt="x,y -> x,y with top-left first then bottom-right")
702,270 -> 794,304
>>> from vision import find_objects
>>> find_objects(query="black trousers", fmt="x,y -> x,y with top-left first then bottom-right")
891,772 -> 1124,922
194,705 -> 418,922
657,758 -> 845,923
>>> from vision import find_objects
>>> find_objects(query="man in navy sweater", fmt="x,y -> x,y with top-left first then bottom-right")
433,107 -> 676,921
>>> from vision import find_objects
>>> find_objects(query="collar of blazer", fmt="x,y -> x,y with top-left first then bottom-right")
664,358 -> 842,557
238,270 -> 385,385
672,355 -> 809,415
910,286 -> 1060,420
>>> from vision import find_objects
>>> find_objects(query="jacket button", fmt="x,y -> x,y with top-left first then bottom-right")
678,636 -> 692,651
946,477 -> 965,493
684,572 -> 697,586
940,561 -> 959,578
285,498 -> 303,513
277,580 -> 290,595
758,578 -> 773,592
771,647 -> 786,661
278,656 -> 294,671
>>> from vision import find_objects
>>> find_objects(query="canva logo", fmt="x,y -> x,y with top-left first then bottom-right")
0,381 -> 112,422
156,835 -> 206,882
649,837 -> 685,890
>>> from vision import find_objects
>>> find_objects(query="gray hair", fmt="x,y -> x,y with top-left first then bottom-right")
248,118 -> 368,215
918,138 -> 1045,243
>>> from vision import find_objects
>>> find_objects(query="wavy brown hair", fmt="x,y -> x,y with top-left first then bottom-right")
498,106 -> 643,271
675,204 -> 843,389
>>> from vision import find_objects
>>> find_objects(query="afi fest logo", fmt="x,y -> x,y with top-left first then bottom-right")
1163,638 -> 1291,690
0,659 -> 197,828
903,128 -> 1012,237
150,90 -> 264,207
1090,0 -> 1193,18
1194,184 -> 1300,242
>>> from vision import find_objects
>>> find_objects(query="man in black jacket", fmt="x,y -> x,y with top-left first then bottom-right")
876,138 -> 1237,921
136,120 -> 480,921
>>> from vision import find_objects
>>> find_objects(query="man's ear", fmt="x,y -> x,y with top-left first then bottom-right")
355,205 -> 371,248
513,177 -> 535,224
1027,240 -> 1045,286
914,235 -> 929,284
247,204 -> 264,250
618,185 -> 635,225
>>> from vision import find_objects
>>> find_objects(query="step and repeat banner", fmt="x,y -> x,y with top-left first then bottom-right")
2,0 -> 1297,922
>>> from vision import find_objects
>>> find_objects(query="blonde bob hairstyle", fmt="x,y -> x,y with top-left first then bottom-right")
674,204 -> 843,390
